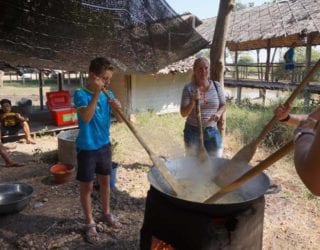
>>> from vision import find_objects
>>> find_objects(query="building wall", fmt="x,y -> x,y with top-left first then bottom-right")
109,73 -> 130,112
131,72 -> 192,114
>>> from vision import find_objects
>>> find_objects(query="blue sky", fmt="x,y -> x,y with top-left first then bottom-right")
166,0 -> 268,19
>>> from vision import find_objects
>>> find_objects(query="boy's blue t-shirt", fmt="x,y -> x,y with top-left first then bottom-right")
73,88 -> 114,150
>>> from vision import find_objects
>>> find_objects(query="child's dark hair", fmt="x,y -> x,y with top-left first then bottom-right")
0,99 -> 11,106
89,57 -> 114,75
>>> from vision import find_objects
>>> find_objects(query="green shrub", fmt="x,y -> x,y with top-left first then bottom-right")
226,96 -> 319,149
226,102 -> 294,149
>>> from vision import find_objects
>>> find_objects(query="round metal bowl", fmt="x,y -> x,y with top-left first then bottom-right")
0,183 -> 34,215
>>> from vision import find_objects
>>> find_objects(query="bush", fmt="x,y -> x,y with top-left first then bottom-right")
226,102 -> 294,149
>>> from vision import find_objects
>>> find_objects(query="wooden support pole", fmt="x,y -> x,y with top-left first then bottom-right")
80,72 -> 84,87
39,71 -> 44,110
264,40 -> 271,82
257,49 -> 260,81
235,49 -> 241,105
58,73 -> 63,91
304,35 -> 313,109
0,70 -> 4,87
68,72 -> 71,85
210,0 -> 234,138
271,48 -> 277,82
261,39 -> 271,106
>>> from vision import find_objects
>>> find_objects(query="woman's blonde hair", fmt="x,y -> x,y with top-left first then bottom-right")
191,57 -> 210,82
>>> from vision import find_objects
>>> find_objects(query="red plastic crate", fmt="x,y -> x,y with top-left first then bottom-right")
46,90 -> 72,109
46,91 -> 78,126
51,108 -> 78,126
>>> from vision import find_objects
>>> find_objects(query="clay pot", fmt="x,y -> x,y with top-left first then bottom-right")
50,163 -> 74,184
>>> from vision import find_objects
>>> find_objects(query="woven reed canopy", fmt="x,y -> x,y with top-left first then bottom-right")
0,0 -> 208,73
197,0 -> 320,51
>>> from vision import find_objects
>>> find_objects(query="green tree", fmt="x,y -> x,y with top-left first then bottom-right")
238,53 -> 255,75
238,53 -> 254,64
234,1 -> 246,11
294,47 -> 320,63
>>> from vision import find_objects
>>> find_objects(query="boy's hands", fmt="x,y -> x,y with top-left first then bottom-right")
109,98 -> 121,110
92,76 -> 105,93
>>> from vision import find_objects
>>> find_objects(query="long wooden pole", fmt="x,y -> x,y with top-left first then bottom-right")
206,140 -> 294,203
210,0 -> 234,138
102,89 -> 179,196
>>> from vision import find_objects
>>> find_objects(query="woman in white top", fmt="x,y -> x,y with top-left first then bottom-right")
180,57 -> 226,157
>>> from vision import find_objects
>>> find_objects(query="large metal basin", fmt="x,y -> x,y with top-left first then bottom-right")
0,183 -> 33,215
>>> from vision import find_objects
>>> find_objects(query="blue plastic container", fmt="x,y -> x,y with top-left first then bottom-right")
110,162 -> 118,189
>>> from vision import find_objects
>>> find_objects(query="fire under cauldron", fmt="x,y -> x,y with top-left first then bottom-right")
140,156 -> 272,250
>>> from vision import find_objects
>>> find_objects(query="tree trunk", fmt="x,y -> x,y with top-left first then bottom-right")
210,0 -> 234,138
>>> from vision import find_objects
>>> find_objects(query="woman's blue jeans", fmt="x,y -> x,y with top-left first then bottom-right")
183,123 -> 223,158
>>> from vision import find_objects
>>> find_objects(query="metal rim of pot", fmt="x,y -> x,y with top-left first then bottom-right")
147,156 -> 272,217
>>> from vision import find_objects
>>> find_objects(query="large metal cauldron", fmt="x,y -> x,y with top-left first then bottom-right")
0,183 -> 33,215
148,156 -> 271,217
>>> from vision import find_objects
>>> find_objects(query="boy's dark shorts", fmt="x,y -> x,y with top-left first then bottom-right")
1,124 -> 21,135
76,144 -> 112,182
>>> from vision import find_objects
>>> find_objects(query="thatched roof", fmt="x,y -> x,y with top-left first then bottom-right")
0,1 -> 207,73
197,0 -> 320,51
157,55 -> 196,74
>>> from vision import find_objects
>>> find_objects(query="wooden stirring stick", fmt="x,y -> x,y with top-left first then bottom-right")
102,89 -> 179,196
195,99 -> 209,162
205,140 -> 294,204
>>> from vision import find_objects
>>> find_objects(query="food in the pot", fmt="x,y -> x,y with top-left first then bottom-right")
164,156 -> 245,203
176,179 -> 244,203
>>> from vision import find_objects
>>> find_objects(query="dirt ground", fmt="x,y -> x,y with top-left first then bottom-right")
0,131 -> 319,250
0,85 -> 319,249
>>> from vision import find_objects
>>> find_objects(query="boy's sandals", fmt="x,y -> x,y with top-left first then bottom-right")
101,213 -> 122,228
84,223 -> 100,245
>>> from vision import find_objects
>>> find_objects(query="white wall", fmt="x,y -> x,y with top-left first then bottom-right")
131,72 -> 191,114
109,73 -> 128,105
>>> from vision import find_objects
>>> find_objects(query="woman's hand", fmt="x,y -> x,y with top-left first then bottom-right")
190,89 -> 200,104
208,113 -> 222,123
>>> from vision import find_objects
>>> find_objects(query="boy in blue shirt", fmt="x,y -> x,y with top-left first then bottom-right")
73,57 -> 122,244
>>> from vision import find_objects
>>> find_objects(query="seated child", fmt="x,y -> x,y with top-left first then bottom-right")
0,99 -> 35,144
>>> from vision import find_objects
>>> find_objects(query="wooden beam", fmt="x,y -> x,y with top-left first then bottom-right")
224,78 -> 320,94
